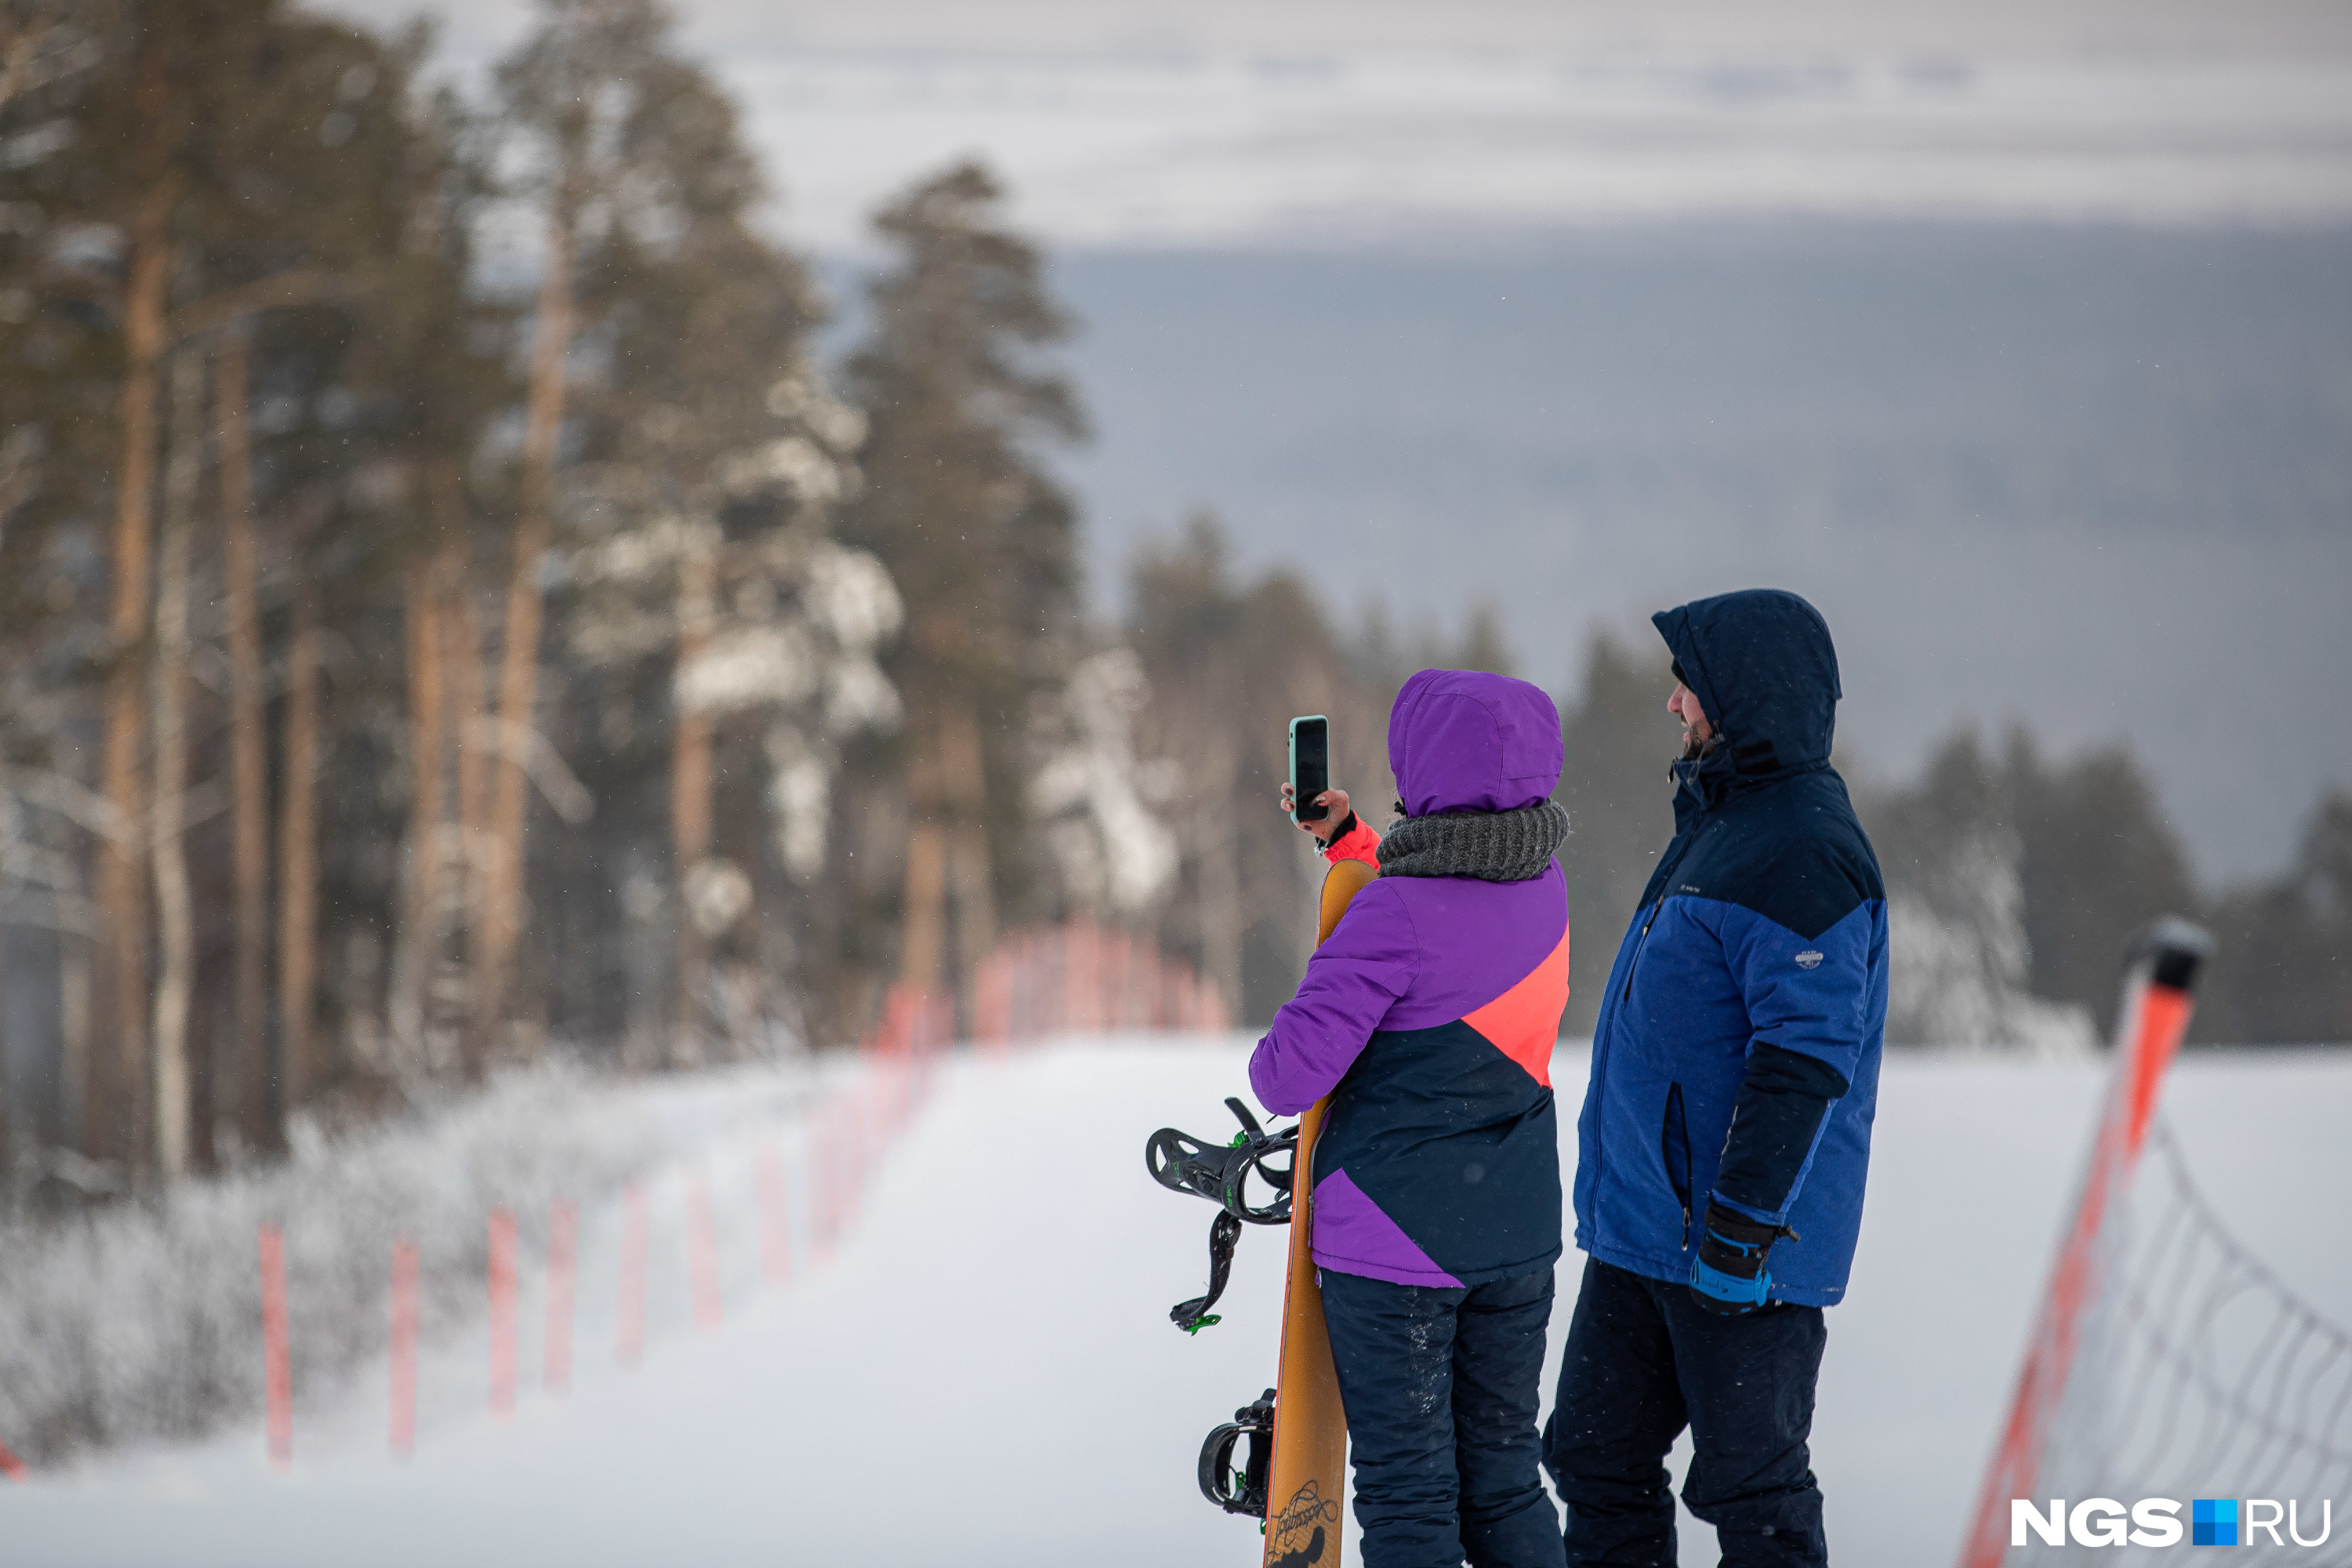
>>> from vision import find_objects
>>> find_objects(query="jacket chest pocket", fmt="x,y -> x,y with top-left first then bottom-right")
1660,1082 -> 1693,1252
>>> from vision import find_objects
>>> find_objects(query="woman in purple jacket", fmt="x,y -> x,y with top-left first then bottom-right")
1253,669 -> 1573,1568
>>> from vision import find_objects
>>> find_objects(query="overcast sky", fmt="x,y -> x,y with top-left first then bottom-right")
326,0 -> 2352,56
310,0 -> 2352,883
319,0 -> 2352,252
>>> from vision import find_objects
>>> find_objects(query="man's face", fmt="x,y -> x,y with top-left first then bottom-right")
1668,681 -> 1714,757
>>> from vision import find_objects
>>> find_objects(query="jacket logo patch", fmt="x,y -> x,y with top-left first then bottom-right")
1795,950 -> 1824,970
1679,884 -> 1701,895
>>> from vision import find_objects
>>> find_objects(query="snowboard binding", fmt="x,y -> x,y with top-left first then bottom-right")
1145,1098 -> 1299,1331
1197,1388 -> 1276,1516
1145,1097 -> 1298,1224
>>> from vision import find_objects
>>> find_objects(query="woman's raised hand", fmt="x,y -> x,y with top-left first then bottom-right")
1279,782 -> 1352,844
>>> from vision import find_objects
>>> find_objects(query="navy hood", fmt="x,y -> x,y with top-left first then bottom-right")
1653,590 -> 1841,793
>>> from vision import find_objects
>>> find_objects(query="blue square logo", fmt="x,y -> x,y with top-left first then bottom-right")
2193,1498 -> 2238,1545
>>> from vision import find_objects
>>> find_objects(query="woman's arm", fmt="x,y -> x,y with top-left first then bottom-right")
1247,880 -> 1419,1116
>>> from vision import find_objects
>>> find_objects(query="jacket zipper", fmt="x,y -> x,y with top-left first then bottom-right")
1661,1081 -> 1692,1251
1621,906 -> 1660,1011
1594,823 -> 1700,1253
1590,900 -> 1664,1250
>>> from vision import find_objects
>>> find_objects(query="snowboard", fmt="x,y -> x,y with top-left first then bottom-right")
1260,854 -> 1376,1567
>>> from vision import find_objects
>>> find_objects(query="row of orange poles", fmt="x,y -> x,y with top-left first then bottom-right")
1,924 -> 1217,1484
967,919 -> 1232,1049
238,1030 -> 945,1472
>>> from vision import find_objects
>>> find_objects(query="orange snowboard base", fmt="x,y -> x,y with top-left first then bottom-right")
1258,855 -> 1376,1566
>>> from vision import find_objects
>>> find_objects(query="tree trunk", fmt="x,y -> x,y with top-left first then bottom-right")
59,913 -> 89,1152
670,535 -> 715,1061
0,744 -> 9,1191
216,334 -> 277,1151
277,576 -> 321,1115
390,471 -> 455,1068
149,348 -> 201,1181
93,168 -> 174,1170
1198,798 -> 1243,1025
898,706 -> 949,998
449,554 -> 489,1039
941,705 -> 996,1020
470,216 -> 573,1076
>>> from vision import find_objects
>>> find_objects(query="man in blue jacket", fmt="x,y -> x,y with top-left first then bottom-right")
1548,590 -> 1887,1567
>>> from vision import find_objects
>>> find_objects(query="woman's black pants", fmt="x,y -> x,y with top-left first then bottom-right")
1320,1265 -> 1568,1568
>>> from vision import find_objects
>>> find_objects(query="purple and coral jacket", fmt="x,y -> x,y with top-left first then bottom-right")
1248,670 -> 1571,1289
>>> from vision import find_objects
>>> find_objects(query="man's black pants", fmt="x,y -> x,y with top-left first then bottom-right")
1320,1266 -> 1567,1568
1543,1258 -> 1828,1567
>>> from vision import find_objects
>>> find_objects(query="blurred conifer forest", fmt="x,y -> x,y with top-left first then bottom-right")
0,0 -> 2341,1206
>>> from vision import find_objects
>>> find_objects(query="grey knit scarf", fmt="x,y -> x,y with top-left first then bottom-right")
1375,799 -> 1570,883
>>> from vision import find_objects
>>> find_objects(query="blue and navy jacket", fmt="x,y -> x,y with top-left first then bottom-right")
1573,590 -> 1889,1307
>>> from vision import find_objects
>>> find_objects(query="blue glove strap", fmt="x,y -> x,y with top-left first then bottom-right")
1690,1253 -> 1772,1307
1690,1218 -> 1775,1308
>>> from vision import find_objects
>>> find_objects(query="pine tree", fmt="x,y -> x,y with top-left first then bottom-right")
478,0 -> 781,1069
2002,728 -> 2201,1036
180,9 -> 448,1154
558,232 -> 902,1058
2198,789 -> 2352,1044
1125,515 -> 1394,1022
345,73 -> 507,1082
842,160 -> 1085,1017
1552,631 -> 1682,1036
9,0 -> 422,1171
0,0 -> 122,1171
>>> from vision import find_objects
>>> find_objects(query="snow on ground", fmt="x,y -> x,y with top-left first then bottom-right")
6,1037 -> 2349,1566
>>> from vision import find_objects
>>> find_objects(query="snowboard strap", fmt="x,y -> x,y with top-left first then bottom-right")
1197,1388 -> 1278,1515
1172,1210 -> 1243,1334
1147,1098 -> 1301,1334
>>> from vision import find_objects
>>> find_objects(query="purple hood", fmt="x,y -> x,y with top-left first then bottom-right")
1387,669 -> 1563,817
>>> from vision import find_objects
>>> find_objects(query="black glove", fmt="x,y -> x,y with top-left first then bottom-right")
1689,1200 -> 1783,1316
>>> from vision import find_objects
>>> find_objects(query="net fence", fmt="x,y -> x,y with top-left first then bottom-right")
2031,1118 -> 2349,1561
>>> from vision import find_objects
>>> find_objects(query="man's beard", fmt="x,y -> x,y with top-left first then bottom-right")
1680,731 -> 1719,763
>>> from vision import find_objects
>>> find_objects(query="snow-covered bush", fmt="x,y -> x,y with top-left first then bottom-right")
1031,647 -> 1181,915
1886,826 -> 2097,1056
0,1059 -> 813,1466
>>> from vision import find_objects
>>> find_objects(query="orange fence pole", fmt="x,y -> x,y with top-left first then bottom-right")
961,923 -> 1260,1040
259,1223 -> 292,1468
615,1182 -> 650,1367
545,1199 -> 577,1396
389,1238 -> 419,1455
686,1170 -> 724,1332
808,1111 -> 835,1269
1955,924 -> 2208,1568
487,1207 -> 518,1417
757,1142 -> 793,1286
844,1090 -> 866,1229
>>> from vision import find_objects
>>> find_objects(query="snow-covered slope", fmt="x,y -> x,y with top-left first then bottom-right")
8,1038 -> 2348,1566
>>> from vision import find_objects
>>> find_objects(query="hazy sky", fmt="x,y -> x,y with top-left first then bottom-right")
328,0 -> 2352,56
312,0 -> 2352,883
1031,230 -> 2351,884
321,0 -> 2352,251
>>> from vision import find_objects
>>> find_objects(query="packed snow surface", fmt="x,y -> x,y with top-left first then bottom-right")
8,1036 -> 2348,1566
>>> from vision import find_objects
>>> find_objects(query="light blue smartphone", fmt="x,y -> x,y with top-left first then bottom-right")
1288,715 -> 1330,823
